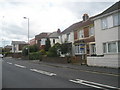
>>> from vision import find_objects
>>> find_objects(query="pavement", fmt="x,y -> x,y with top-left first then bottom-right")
30,60 -> 120,76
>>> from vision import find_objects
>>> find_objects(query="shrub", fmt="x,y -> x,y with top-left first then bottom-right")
22,46 -> 29,56
29,52 -> 42,60
22,44 -> 39,56
39,49 -> 46,55
46,43 -> 61,57
45,38 -> 51,51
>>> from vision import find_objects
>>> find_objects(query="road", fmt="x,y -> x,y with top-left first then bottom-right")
2,57 -> 119,89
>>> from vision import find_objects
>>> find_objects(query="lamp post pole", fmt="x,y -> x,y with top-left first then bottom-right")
23,17 -> 29,60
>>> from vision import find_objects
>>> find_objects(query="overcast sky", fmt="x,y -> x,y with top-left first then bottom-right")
0,0 -> 118,47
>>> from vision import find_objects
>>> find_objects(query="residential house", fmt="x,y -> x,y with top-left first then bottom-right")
35,32 -> 50,50
48,29 -> 61,47
88,1 -> 120,68
11,41 -> 28,53
30,38 -> 36,45
4,45 -> 12,52
59,20 -> 82,57
73,14 -> 95,65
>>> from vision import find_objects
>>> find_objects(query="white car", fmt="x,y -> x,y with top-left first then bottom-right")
0,54 -> 3,58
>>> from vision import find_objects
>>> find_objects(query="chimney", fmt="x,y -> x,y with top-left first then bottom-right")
57,28 -> 61,33
83,14 -> 89,21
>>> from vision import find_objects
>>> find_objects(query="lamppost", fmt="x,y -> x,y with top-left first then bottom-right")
23,17 -> 30,60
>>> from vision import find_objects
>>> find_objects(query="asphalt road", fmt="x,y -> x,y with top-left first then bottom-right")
2,58 -> 119,89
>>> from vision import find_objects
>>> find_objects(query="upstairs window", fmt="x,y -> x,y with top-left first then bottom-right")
101,17 -> 108,29
113,12 -> 120,26
89,27 -> 94,36
66,33 -> 70,41
79,30 -> 84,38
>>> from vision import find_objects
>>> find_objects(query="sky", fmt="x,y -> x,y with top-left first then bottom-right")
0,0 -> 119,47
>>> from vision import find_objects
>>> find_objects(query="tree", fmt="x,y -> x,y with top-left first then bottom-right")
45,38 -> 51,51
22,44 -> 39,56
60,43 -> 72,56
47,43 -> 61,57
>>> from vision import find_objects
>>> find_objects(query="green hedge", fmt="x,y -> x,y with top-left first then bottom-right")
29,52 -> 42,60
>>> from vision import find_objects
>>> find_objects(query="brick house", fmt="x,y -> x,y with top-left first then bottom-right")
73,14 -> 95,65
30,38 -> 36,45
35,32 -> 50,50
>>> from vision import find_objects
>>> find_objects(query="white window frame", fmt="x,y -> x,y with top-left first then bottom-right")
101,17 -> 108,29
79,30 -> 84,38
103,41 -> 119,54
89,27 -> 94,36
113,12 -> 120,26
75,44 -> 85,55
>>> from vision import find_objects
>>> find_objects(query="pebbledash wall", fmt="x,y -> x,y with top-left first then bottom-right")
87,7 -> 120,68
87,55 -> 119,68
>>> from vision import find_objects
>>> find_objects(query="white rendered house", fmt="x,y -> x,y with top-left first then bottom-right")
87,1 -> 120,68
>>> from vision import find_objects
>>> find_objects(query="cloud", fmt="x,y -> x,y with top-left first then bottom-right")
0,0 -> 118,47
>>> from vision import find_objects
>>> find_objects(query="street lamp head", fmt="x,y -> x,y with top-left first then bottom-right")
23,17 -> 27,19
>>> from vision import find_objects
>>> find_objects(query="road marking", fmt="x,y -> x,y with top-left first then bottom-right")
14,64 -> 26,68
76,79 -> 119,89
69,79 -> 120,90
69,79 -> 103,89
30,69 -> 56,76
7,62 -> 12,65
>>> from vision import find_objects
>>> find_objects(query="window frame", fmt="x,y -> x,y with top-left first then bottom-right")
101,17 -> 108,30
103,41 -> 119,54
79,30 -> 84,38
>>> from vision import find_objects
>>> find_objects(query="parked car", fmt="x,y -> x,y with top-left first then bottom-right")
0,54 -> 3,58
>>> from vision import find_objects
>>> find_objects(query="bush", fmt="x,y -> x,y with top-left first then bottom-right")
39,49 -> 46,55
22,44 -> 39,56
29,52 -> 42,60
46,43 -> 61,57
22,46 -> 29,56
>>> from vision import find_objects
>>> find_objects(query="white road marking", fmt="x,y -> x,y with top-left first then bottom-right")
7,62 -> 12,65
14,64 -> 26,68
69,79 -> 120,89
69,79 -> 103,89
76,79 -> 119,89
30,69 -> 56,76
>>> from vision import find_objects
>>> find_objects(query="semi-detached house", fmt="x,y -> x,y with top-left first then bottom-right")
73,14 -> 95,65
87,1 -> 120,68
59,14 -> 95,64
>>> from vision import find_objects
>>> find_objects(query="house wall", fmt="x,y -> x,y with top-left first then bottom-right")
61,32 -> 74,43
12,44 -> 19,53
93,12 -> 119,68
41,38 -> 46,45
87,54 -> 119,68
95,18 -> 119,55
30,38 -> 35,45
50,38 -> 59,47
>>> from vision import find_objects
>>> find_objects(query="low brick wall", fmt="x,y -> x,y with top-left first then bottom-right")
42,56 -> 81,64
12,53 -> 22,58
